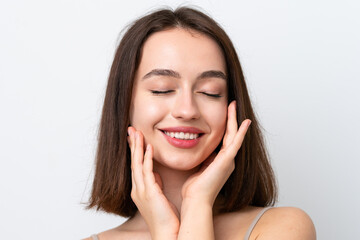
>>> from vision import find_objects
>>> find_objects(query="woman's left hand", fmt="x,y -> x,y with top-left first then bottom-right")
181,101 -> 251,206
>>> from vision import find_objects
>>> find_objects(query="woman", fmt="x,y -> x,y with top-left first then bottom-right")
85,7 -> 316,240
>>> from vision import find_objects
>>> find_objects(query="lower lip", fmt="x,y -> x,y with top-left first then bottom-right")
161,131 -> 201,148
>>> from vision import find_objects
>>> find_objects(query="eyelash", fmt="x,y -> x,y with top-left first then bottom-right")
151,90 -> 174,95
201,92 -> 222,98
150,90 -> 221,98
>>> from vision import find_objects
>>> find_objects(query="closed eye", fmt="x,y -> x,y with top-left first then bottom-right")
151,90 -> 175,95
201,92 -> 222,98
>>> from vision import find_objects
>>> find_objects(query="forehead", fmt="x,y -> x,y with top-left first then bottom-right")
137,28 -> 227,76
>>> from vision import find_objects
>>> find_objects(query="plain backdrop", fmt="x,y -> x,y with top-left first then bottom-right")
1,0 -> 359,239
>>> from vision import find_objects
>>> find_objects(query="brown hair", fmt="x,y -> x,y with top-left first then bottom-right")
86,6 -> 277,217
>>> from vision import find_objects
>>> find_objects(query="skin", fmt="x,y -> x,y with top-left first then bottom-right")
84,28 -> 316,240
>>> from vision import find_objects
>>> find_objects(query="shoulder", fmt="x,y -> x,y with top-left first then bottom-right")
82,229 -> 150,240
82,216 -> 151,240
255,207 -> 316,240
82,227 -> 120,240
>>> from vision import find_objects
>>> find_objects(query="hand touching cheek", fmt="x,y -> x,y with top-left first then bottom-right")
127,127 -> 180,239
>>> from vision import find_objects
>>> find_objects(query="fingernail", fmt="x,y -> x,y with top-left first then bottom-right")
146,144 -> 150,151
247,120 -> 252,127
127,128 -> 131,136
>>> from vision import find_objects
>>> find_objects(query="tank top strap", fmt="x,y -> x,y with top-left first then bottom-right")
91,234 -> 99,240
243,207 -> 272,240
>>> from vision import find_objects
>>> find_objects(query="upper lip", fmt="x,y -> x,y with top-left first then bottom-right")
159,126 -> 204,134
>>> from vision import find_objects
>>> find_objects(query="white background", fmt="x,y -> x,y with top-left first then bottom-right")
1,0 -> 359,239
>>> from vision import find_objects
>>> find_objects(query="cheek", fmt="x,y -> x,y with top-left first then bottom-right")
130,97 -> 167,136
209,105 -> 227,154
215,107 -> 227,128
203,103 -> 228,133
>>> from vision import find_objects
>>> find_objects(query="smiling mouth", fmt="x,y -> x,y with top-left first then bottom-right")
162,131 -> 201,140
159,130 -> 203,148
159,127 -> 204,148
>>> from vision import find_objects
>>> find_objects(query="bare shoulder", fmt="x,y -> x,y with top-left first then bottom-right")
81,225 -> 121,240
255,207 -> 316,240
82,216 -> 151,240
81,228 -> 121,240
82,228 -> 150,240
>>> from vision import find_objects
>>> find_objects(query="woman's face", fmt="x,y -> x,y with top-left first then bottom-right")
130,28 -> 228,170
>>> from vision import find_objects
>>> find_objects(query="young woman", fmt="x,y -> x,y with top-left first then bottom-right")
84,7 -> 316,240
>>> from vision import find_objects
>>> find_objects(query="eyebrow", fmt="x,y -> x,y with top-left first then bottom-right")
142,68 -> 227,81
198,70 -> 227,81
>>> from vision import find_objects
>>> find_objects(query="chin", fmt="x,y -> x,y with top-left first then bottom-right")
154,152 -> 206,171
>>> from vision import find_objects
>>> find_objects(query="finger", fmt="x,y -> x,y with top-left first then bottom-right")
223,101 -> 238,147
128,127 -> 138,176
131,169 -> 137,191
154,172 -> 163,190
230,119 -> 251,153
130,169 -> 140,204
127,126 -> 135,146
128,128 -> 137,192
132,130 -> 145,191
143,144 -> 164,194
134,131 -> 145,165
212,120 -> 251,173
128,127 -> 135,162
143,144 -> 156,185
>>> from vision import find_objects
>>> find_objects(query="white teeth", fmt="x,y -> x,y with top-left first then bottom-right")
164,131 -> 199,140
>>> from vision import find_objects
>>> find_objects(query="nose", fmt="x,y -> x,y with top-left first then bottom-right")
171,90 -> 200,120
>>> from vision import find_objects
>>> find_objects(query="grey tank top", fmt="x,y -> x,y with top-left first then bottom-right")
90,207 -> 272,240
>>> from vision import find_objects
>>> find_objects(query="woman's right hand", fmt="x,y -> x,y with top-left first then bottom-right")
127,127 -> 180,240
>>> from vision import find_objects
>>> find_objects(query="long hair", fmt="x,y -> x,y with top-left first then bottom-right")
86,6 -> 277,217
